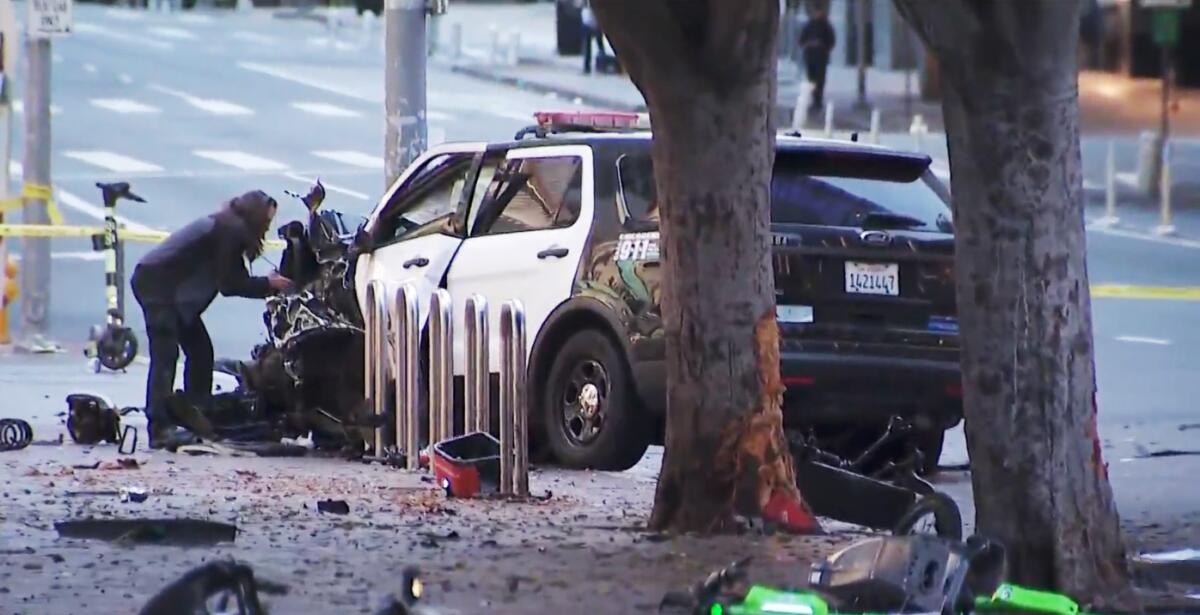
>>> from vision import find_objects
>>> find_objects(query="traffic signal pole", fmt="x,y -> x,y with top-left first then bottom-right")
384,0 -> 428,189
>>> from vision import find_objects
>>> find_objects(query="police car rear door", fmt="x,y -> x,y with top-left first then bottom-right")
445,144 -> 594,373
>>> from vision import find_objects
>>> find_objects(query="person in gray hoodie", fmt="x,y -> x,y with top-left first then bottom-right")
131,190 -> 293,448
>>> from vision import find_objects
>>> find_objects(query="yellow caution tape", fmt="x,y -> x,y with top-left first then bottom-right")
0,183 -> 65,226
0,223 -> 284,250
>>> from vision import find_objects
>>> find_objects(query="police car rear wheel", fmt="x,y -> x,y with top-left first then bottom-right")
543,329 -> 649,471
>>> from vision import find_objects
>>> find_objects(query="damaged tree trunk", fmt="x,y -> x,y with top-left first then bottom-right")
894,0 -> 1133,606
592,0 -> 815,533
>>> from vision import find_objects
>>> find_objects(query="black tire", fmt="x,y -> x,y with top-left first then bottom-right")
98,327 -> 139,371
542,329 -> 649,471
893,491 -> 962,541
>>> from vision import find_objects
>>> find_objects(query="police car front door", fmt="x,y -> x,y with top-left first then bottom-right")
355,151 -> 478,327
446,145 -> 594,373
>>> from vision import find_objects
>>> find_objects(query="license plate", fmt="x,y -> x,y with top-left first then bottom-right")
845,261 -> 899,296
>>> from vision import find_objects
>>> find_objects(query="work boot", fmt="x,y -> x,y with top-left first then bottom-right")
148,424 -> 201,450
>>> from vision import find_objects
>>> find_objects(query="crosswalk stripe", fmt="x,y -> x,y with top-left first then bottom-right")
91,98 -> 160,114
74,22 -> 174,51
311,150 -> 384,170
194,150 -> 289,172
150,84 -> 253,116
12,101 -> 62,115
292,102 -> 361,118
64,150 -> 163,173
147,26 -> 198,40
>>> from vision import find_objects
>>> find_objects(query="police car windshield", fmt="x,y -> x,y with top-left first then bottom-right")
616,150 -> 953,234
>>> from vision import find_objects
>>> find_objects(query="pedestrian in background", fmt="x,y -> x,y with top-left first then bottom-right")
580,1 -> 609,75
130,190 -> 293,449
799,6 -> 836,112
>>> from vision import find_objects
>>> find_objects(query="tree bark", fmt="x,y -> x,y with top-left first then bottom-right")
894,0 -> 1133,607
592,0 -> 816,533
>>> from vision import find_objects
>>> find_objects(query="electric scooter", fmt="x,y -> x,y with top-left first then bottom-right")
85,182 -> 145,372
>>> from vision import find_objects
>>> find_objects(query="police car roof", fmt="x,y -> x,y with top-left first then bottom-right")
486,129 -> 932,168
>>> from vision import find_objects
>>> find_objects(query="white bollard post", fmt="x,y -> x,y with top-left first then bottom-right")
499,300 -> 528,497
1154,140 -> 1176,236
1096,140 -> 1119,227
429,289 -> 454,456
464,295 -> 490,435
869,108 -> 881,144
507,31 -> 521,66
790,94 -> 805,133
450,22 -> 463,61
910,114 -> 926,152
489,25 -> 500,66
823,102 -> 834,138
364,281 -> 390,455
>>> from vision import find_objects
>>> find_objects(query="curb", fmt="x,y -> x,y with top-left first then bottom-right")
445,61 -> 647,113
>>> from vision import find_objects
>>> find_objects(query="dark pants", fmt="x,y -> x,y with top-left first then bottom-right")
134,293 -> 214,431
805,57 -> 828,109
582,25 -> 607,74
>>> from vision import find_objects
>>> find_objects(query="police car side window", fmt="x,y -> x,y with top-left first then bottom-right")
473,156 -> 583,236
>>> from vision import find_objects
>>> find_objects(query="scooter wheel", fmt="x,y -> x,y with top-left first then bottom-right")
893,491 -> 962,541
98,326 -> 139,371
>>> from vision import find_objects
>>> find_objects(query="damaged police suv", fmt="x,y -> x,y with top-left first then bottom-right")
353,111 -> 961,472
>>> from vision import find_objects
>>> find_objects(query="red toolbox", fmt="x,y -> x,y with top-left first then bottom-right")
432,432 -> 501,498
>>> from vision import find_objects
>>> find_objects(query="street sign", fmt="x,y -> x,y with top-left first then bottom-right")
27,0 -> 71,38
1152,9 -> 1181,46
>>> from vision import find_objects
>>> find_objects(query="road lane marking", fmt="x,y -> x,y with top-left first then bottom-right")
1092,285 -> 1200,300
291,102 -> 361,118
232,31 -> 279,45
194,150 -> 288,172
10,251 -> 106,262
1115,336 -> 1172,346
74,22 -> 175,51
1086,223 -> 1200,249
311,150 -> 384,170
64,150 -> 164,173
239,62 -> 375,103
11,101 -> 62,115
283,172 -> 370,201
147,26 -> 198,40
149,84 -> 254,116
178,13 -> 213,24
83,63 -> 98,73
91,98 -> 161,114
104,8 -> 144,20
55,187 -> 157,234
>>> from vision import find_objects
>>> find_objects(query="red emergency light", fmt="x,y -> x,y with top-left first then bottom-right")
533,110 -> 644,132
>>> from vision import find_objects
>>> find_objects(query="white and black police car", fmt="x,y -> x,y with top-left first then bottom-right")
353,111 -> 961,472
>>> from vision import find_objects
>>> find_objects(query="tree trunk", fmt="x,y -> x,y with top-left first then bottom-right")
894,0 -> 1133,607
592,0 -> 817,533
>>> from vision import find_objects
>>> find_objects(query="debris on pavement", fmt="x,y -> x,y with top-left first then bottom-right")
433,432 -> 501,498
1137,549 -> 1200,563
139,559 -> 287,615
72,457 -> 141,470
316,499 -> 351,515
119,486 -> 149,503
0,418 -> 34,451
55,518 -> 238,546
1134,448 -> 1200,459
65,393 -> 124,445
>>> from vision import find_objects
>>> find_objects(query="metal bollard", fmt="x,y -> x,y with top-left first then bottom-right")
464,295 -> 490,435
790,94 -> 805,133
428,289 -> 454,453
1097,140 -> 1118,227
910,114 -> 926,152
499,300 -> 528,497
823,102 -> 834,138
869,108 -> 881,144
393,284 -> 421,469
450,22 -> 463,61
364,280 -> 390,453
1155,140 -> 1176,236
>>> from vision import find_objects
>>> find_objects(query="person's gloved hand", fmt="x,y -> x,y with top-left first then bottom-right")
268,272 -> 295,294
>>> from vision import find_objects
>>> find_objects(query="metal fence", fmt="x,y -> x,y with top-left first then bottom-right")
363,284 -> 528,496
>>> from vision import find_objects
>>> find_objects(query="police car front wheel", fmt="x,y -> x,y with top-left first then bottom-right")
542,329 -> 650,471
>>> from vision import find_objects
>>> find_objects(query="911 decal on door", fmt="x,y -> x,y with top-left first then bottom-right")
616,232 -> 660,262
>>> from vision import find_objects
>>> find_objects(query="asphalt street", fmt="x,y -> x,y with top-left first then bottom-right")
1,3 -> 1198,555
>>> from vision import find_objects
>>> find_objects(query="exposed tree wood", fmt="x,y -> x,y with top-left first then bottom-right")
593,0 -> 816,533
894,0 -> 1133,607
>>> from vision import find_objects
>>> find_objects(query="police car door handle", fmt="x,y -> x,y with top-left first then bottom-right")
403,257 -> 429,269
537,247 -> 569,259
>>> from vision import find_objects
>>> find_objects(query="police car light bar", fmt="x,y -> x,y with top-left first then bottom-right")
532,110 -> 650,133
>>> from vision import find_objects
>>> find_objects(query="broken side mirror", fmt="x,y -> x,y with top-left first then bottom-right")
353,225 -> 373,254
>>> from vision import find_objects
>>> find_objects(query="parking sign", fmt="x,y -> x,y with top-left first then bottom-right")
28,0 -> 71,38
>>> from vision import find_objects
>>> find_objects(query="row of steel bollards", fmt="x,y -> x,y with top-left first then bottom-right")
363,282 -> 528,497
